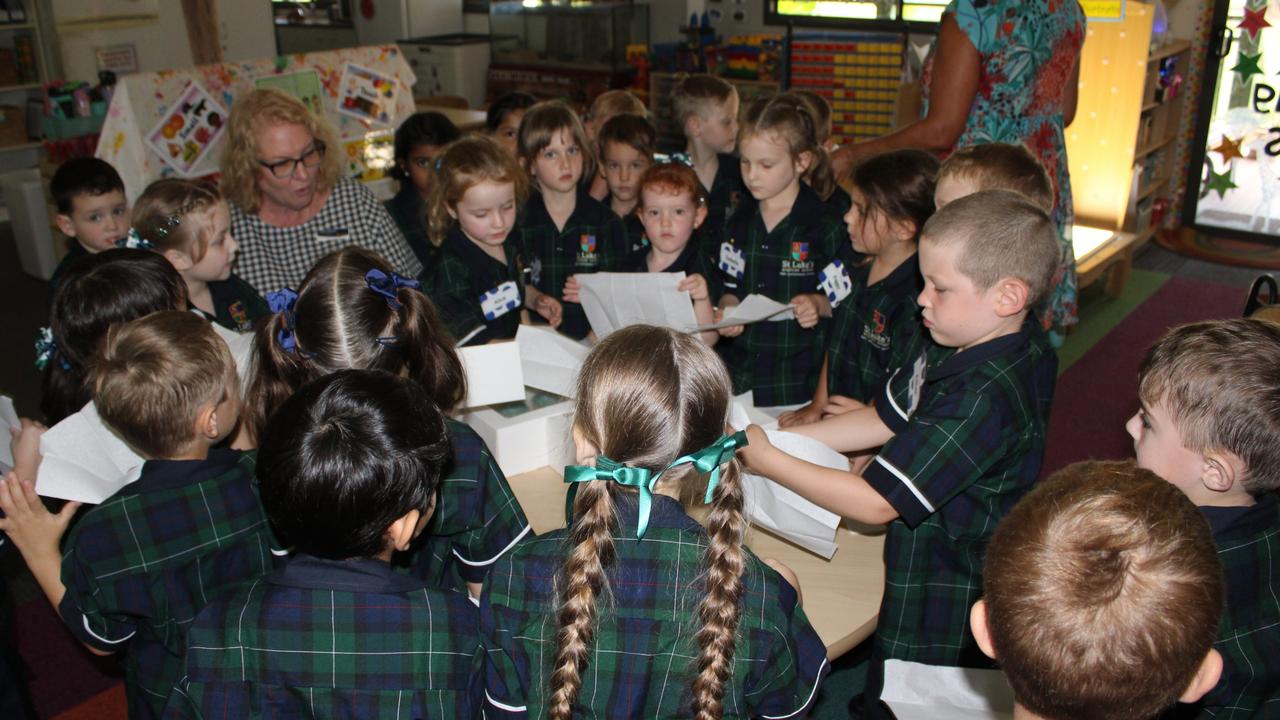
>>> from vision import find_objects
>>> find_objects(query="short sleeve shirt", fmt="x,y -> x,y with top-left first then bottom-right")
231,178 -> 423,295
862,318 -> 1056,665
425,227 -> 527,346
518,188 -> 629,340
717,183 -> 845,406
825,254 -> 924,403
59,449 -> 283,719
696,153 -> 749,266
166,555 -> 483,719
204,274 -> 270,334
480,494 -> 829,719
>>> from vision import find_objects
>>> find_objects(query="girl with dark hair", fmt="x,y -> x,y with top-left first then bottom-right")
169,369 -> 484,717
386,111 -> 461,270
244,246 -> 530,594
40,248 -> 188,425
481,325 -> 828,719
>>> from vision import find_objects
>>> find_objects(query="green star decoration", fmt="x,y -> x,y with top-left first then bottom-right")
1232,51 -> 1264,81
1205,164 -> 1238,199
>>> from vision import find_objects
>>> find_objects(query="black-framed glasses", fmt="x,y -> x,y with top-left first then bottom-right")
258,141 -> 326,179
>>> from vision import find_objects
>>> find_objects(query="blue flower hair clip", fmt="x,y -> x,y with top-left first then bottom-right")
266,288 -> 307,356
34,326 -> 70,371
116,229 -> 153,250
365,268 -> 420,310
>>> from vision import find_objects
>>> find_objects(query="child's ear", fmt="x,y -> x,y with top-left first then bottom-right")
445,203 -> 459,221
694,204 -> 708,230
991,278 -> 1031,318
886,217 -> 918,244
1179,649 -> 1224,704
55,214 -> 77,238
795,149 -> 815,175
685,115 -> 702,139
386,508 -> 422,553
195,402 -> 221,441
163,248 -> 193,272
969,600 -> 998,662
571,425 -> 599,466
1201,450 -> 1245,494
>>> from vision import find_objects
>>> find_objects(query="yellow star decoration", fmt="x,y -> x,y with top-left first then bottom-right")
1212,135 -> 1245,164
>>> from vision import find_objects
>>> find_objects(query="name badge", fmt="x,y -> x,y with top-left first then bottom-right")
719,242 -> 746,279
818,259 -> 852,306
480,280 -> 521,321
314,228 -> 350,244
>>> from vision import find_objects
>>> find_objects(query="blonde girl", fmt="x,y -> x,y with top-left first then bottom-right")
423,135 -> 559,345
481,325 -> 828,719
516,100 -> 627,340
133,178 -> 268,333
714,93 -> 846,407
244,247 -> 531,594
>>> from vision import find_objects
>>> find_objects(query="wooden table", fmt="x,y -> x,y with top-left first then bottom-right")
413,102 -> 488,132
507,466 -> 886,658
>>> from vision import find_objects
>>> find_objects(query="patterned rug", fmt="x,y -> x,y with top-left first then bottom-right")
1155,229 -> 1280,270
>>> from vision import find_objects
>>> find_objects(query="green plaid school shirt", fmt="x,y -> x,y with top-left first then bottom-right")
58,449 -> 283,720
695,153 -> 749,268
519,188 -> 628,339
405,419 -> 532,592
1167,495 -> 1280,720
862,317 -> 1056,667
165,555 -> 484,719
717,183 -> 845,406
425,226 -> 526,346
481,493 -> 830,719
825,254 -> 924,403
206,274 -> 269,334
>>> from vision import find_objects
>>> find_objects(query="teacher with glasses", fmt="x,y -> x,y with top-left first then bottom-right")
222,88 -> 420,294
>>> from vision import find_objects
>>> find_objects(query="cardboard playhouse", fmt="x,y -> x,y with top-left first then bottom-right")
95,45 -> 418,202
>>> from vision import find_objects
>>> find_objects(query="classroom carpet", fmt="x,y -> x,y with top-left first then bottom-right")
1155,229 -> 1280,270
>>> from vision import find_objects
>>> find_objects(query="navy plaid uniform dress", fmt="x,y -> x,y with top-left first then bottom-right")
58,449 -> 283,719
519,188 -> 628,340
406,420 -> 531,592
1167,496 -> 1280,719
602,193 -> 647,254
718,183 -> 845,407
861,317 -> 1055,682
165,555 -> 484,719
825,254 -> 924,403
231,178 -> 423,295
202,274 -> 269,334
481,493 -> 830,719
695,153 -> 748,267
384,183 -> 437,272
822,183 -> 852,220
614,237 -> 715,278
425,227 -> 527,346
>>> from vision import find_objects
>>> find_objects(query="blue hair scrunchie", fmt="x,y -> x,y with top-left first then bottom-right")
34,326 -> 70,371
266,288 -> 303,354
365,268 -> 421,310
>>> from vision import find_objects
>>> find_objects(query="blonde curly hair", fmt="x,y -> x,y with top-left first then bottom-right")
220,89 -> 342,214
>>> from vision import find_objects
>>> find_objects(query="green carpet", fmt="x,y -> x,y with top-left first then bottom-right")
1057,269 -> 1170,373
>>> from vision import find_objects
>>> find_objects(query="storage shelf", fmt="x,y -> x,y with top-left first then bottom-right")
1141,100 -> 1159,112
0,22 -> 34,31
1147,39 -> 1191,64
0,82 -> 41,93
0,141 -> 42,153
1135,134 -> 1174,159
1136,175 -> 1170,201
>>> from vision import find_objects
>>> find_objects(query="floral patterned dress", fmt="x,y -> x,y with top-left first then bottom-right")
924,0 -> 1087,341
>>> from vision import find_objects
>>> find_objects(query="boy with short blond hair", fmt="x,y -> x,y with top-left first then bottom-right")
1129,318 -> 1280,718
0,311 -> 279,719
743,189 -> 1060,716
976,459 -> 1224,720
935,143 -> 1054,211
671,74 -> 744,257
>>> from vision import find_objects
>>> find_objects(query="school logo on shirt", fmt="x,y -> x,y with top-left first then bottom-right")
791,242 -> 809,262
580,234 -> 596,254
228,301 -> 251,333
577,233 -> 599,267
780,241 -> 815,277
861,309 -> 890,350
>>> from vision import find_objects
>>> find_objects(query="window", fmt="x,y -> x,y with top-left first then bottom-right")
767,0 -> 949,30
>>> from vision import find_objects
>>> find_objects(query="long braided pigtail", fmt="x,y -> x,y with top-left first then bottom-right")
548,479 -> 617,720
691,457 -> 748,720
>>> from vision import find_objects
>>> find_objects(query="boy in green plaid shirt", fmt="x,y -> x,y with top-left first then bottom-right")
167,370 -> 484,718
1128,319 -> 1280,720
742,190 -> 1060,717
0,312 -> 281,720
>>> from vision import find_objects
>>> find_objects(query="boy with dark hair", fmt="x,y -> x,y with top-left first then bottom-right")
976,459 -> 1224,720
0,311 -> 279,719
167,369 -> 482,717
597,113 -> 656,252
1129,318 -> 1280,718
48,156 -> 131,292
934,143 -> 1054,212
743,189 -> 1060,716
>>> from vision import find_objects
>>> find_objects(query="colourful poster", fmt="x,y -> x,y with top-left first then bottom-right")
145,82 -> 228,176
254,70 -> 324,117
342,129 -> 395,181
336,63 -> 398,126
1081,0 -> 1125,22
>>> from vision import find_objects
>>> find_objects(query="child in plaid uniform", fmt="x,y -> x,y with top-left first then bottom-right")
245,247 -> 530,596
424,136 -> 557,346
517,101 -> 628,340
133,179 -> 269,334
49,157 -> 131,297
482,325 -> 828,719
1129,319 -> 1280,719
977,460 -> 1225,720
386,111 -> 461,271
743,190 -> 1060,717
671,74 -> 745,263
596,113 -> 655,252
167,369 -> 484,718
792,89 -> 853,219
779,149 -> 938,428
1,311 -> 281,719
715,93 -> 846,407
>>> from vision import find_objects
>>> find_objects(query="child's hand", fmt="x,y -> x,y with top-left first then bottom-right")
822,395 -> 868,417
0,473 -> 79,561
790,294 -> 821,329
678,274 -> 710,302
736,424 -> 774,472
533,294 -> 563,328
9,418 -> 46,484
562,276 -> 582,304
714,307 -> 745,338
778,403 -> 823,429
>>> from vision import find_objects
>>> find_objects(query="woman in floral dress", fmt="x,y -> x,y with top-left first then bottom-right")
833,0 -> 1086,344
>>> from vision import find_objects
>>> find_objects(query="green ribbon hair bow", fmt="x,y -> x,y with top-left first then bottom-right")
563,431 -> 749,539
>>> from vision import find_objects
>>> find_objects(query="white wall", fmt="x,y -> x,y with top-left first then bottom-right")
55,5 -> 192,83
